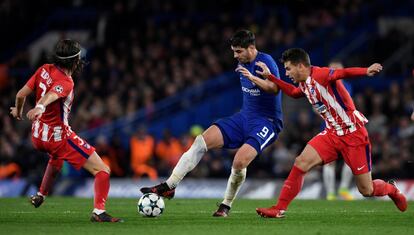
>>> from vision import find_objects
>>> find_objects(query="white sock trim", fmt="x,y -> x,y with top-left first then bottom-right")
93,208 -> 106,215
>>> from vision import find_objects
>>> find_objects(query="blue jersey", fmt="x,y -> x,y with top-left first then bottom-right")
213,52 -> 283,154
239,52 -> 283,128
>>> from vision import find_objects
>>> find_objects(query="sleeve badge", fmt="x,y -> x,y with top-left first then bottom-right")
54,85 -> 64,93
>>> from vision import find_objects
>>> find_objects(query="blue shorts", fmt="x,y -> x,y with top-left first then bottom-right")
213,112 -> 281,154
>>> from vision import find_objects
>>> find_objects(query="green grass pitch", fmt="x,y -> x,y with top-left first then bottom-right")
0,197 -> 412,235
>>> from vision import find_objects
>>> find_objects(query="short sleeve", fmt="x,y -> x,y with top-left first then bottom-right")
50,79 -> 74,98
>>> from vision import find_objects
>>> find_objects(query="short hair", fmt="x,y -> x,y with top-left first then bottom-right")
229,29 -> 255,48
52,39 -> 82,73
280,48 -> 311,67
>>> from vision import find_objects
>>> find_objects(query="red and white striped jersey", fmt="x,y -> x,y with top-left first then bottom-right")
269,66 -> 369,136
298,66 -> 368,136
26,64 -> 75,142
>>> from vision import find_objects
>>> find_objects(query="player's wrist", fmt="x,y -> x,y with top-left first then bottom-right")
35,104 -> 46,113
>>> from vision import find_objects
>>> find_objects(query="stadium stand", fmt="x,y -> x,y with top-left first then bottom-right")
1,0 -> 413,191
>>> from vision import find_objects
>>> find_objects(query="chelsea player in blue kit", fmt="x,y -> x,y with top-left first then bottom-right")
141,30 -> 283,217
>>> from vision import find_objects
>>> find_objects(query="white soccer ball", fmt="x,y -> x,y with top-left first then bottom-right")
137,193 -> 165,217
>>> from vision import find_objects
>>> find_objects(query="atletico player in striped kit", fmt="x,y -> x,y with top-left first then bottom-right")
244,48 -> 407,218
10,39 -> 122,222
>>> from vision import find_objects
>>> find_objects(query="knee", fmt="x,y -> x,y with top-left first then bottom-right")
293,155 -> 310,172
96,163 -> 110,175
232,159 -> 249,170
104,165 -> 110,174
358,184 -> 373,197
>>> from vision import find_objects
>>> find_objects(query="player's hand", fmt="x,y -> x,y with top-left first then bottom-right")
9,107 -> 23,120
255,61 -> 271,78
411,111 -> 414,121
236,65 -> 254,81
26,107 -> 43,121
367,63 -> 382,76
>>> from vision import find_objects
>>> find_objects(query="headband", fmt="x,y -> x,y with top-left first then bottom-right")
55,50 -> 81,59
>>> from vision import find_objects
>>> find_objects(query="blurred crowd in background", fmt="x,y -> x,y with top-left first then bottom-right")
1,0 -> 413,185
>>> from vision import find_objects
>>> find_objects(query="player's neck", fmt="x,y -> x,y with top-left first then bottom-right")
61,68 -> 72,77
301,67 -> 312,80
55,65 -> 73,77
248,49 -> 258,63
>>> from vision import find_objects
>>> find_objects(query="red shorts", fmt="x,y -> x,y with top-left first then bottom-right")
308,127 -> 372,175
32,132 -> 95,170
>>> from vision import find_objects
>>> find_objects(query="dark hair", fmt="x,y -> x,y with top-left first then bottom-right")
229,29 -> 255,48
280,48 -> 311,67
52,39 -> 84,76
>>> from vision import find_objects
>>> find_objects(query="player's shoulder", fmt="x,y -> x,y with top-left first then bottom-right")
311,66 -> 332,84
311,66 -> 327,71
31,64 -> 53,81
257,51 -> 275,62
311,66 -> 331,76
47,64 -> 73,83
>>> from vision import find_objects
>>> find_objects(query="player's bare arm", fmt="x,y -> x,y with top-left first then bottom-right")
255,61 -> 271,79
367,63 -> 383,76
10,85 -> 33,120
235,65 -> 279,94
256,61 -> 304,98
26,91 -> 59,121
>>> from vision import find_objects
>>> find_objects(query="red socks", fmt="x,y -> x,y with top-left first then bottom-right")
94,171 -> 110,210
39,163 -> 61,195
276,165 -> 306,210
372,179 -> 396,196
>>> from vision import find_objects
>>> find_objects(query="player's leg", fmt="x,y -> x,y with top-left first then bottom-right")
64,133 -> 122,222
31,156 -> 63,208
338,163 -> 354,200
256,144 -> 324,218
213,143 -> 256,217
354,172 -> 407,211
344,142 -> 407,212
82,151 -> 123,222
215,118 -> 279,217
257,131 -> 338,218
140,124 -> 222,197
322,162 -> 336,200
166,125 -> 221,188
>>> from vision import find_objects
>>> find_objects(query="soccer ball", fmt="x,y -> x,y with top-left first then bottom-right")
137,193 -> 165,217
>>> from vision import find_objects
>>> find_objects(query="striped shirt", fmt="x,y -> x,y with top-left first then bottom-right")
26,64 -> 74,142
269,66 -> 368,136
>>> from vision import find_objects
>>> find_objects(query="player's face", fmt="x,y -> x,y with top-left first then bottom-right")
284,61 -> 308,83
284,61 -> 301,83
231,46 -> 253,64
